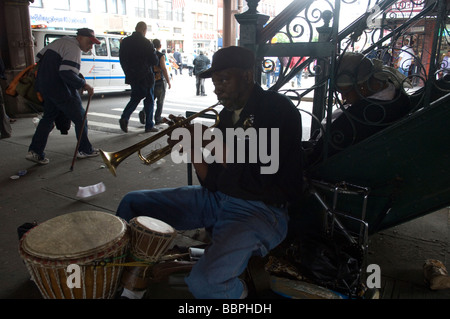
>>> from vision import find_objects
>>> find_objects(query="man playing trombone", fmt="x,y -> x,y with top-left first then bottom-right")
116,46 -> 304,299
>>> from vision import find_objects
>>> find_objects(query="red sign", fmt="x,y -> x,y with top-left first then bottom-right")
193,32 -> 215,40
388,0 -> 424,14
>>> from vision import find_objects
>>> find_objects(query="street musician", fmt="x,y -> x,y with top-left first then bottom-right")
116,46 -> 304,299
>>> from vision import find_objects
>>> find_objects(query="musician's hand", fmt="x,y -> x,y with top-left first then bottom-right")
162,114 -> 185,126
166,122 -> 207,151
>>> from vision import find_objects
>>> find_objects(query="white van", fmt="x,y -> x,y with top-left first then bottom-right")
32,28 -> 130,93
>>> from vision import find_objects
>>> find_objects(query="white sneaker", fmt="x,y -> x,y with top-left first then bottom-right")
77,148 -> 100,159
26,151 -> 49,165
120,288 -> 146,299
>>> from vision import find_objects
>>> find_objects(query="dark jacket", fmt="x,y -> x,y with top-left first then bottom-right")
173,51 -> 182,64
119,32 -> 158,86
154,50 -> 166,82
193,53 -> 210,76
201,85 -> 304,205
35,36 -> 85,104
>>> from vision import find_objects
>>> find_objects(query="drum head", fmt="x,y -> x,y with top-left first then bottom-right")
21,211 -> 127,260
135,216 -> 174,234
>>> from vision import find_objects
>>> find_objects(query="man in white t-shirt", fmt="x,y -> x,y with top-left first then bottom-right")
441,50 -> 450,77
397,39 -> 415,76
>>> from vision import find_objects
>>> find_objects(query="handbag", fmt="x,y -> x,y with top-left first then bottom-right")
6,63 -> 43,106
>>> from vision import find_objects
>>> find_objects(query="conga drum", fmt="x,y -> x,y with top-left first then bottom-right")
121,216 -> 176,291
19,211 -> 129,299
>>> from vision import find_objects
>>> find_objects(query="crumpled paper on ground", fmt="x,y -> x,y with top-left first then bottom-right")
76,182 -> 106,198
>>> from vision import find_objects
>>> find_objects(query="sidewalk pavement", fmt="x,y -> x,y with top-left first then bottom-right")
1,74 -> 449,299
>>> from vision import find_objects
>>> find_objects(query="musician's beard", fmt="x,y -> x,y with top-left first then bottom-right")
217,88 -> 248,112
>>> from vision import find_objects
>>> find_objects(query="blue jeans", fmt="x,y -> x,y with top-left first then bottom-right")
266,72 -> 272,88
295,70 -> 303,87
153,80 -> 167,124
116,186 -> 289,298
29,93 -> 93,157
122,83 -> 155,130
195,76 -> 205,95
398,67 -> 409,77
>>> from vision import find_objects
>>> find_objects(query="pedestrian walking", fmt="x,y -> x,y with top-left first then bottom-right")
193,51 -> 210,96
396,39 -> 415,77
26,28 -> 101,165
173,49 -> 183,75
119,21 -> 159,133
152,39 -> 171,124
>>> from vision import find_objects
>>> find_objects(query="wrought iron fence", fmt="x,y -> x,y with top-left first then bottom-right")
240,0 -> 449,164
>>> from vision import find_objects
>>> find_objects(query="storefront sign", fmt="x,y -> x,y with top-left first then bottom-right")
193,32 -> 215,40
388,0 -> 424,15
30,9 -> 91,28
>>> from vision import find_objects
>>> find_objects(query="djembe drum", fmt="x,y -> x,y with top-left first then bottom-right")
121,216 -> 176,291
19,211 -> 129,299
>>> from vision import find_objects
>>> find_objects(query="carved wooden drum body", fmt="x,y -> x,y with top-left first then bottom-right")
19,211 -> 129,299
121,216 -> 176,291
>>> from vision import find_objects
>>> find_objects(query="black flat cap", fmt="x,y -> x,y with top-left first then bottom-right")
199,46 -> 255,78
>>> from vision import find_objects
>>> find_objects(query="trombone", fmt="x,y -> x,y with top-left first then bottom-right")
99,101 -> 222,176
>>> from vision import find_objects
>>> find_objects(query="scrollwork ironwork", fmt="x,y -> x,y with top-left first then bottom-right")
255,0 -> 449,162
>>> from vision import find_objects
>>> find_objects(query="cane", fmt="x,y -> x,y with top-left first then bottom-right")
70,94 -> 92,171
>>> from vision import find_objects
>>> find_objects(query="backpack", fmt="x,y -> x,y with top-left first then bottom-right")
153,51 -> 166,82
154,64 -> 163,81
6,63 -> 43,106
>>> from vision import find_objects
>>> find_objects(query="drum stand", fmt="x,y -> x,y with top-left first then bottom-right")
308,180 -> 370,296
260,179 -> 372,299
